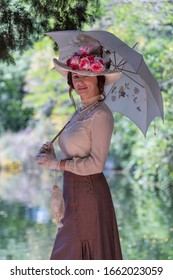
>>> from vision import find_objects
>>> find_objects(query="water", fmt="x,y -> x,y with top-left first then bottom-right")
0,169 -> 173,260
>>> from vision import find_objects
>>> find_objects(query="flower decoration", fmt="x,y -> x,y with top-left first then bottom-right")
66,45 -> 107,73
119,86 -> 126,98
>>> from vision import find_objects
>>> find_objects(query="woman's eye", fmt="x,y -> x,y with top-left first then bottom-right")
73,75 -> 78,80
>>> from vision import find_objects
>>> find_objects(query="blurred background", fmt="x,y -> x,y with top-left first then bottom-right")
0,0 -> 173,260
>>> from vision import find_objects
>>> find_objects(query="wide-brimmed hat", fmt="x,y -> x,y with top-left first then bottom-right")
50,33 -> 122,85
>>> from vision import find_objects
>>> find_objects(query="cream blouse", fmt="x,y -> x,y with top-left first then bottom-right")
58,101 -> 114,176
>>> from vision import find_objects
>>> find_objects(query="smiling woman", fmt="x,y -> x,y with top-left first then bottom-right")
68,72 -> 106,104
72,74 -> 99,100
35,30 -> 122,260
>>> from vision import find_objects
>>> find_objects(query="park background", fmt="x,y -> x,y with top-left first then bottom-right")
0,0 -> 173,259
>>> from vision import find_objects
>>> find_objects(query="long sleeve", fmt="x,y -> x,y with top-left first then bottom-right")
65,108 -> 114,175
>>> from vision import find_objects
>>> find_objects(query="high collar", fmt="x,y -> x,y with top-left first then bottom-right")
80,95 -> 100,109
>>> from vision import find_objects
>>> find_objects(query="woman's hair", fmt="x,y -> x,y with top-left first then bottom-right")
67,72 -> 106,109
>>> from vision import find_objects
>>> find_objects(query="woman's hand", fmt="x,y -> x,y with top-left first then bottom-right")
38,141 -> 56,156
35,142 -> 60,170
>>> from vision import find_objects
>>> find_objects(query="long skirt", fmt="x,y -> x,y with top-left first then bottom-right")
50,171 -> 122,260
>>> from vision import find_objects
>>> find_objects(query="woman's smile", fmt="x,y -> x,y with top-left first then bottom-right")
77,85 -> 88,91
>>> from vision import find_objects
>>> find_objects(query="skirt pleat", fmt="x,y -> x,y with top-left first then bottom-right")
81,240 -> 95,260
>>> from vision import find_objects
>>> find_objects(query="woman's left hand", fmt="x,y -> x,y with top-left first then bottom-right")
35,142 -> 60,169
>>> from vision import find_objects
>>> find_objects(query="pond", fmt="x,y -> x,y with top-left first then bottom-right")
0,169 -> 173,260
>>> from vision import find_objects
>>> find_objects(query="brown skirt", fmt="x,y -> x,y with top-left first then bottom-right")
50,171 -> 122,260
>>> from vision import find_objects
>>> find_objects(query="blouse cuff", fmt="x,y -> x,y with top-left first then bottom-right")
64,160 -> 71,172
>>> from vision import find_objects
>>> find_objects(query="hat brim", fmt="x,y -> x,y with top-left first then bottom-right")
53,58 -> 122,85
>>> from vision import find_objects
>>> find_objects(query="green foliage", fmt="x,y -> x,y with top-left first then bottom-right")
110,174 -> 173,259
22,37 -> 76,127
0,0 -> 36,64
0,0 -> 101,64
0,54 -> 34,133
0,99 -> 33,133
124,37 -> 173,204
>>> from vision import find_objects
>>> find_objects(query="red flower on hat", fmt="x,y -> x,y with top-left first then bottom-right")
72,65 -> 79,70
66,59 -> 71,66
88,55 -> 95,63
91,61 -> 105,73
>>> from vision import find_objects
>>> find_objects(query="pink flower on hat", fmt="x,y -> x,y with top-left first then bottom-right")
70,55 -> 80,66
66,45 -> 106,73
91,61 -> 105,73
79,57 -> 91,70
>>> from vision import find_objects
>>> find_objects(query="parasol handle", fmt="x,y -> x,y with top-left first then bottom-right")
51,121 -> 70,144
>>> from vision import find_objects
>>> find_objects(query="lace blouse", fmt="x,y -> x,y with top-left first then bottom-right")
58,101 -> 114,176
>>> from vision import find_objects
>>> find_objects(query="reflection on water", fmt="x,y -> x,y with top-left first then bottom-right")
0,170 -> 173,260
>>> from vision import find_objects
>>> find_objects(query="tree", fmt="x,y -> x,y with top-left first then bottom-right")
0,0 -> 100,64
0,53 -> 34,133
0,0 -> 101,132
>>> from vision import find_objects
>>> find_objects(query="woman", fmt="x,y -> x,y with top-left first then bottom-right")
35,35 -> 123,260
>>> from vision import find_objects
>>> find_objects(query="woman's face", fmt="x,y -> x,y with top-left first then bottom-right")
72,73 -> 99,101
